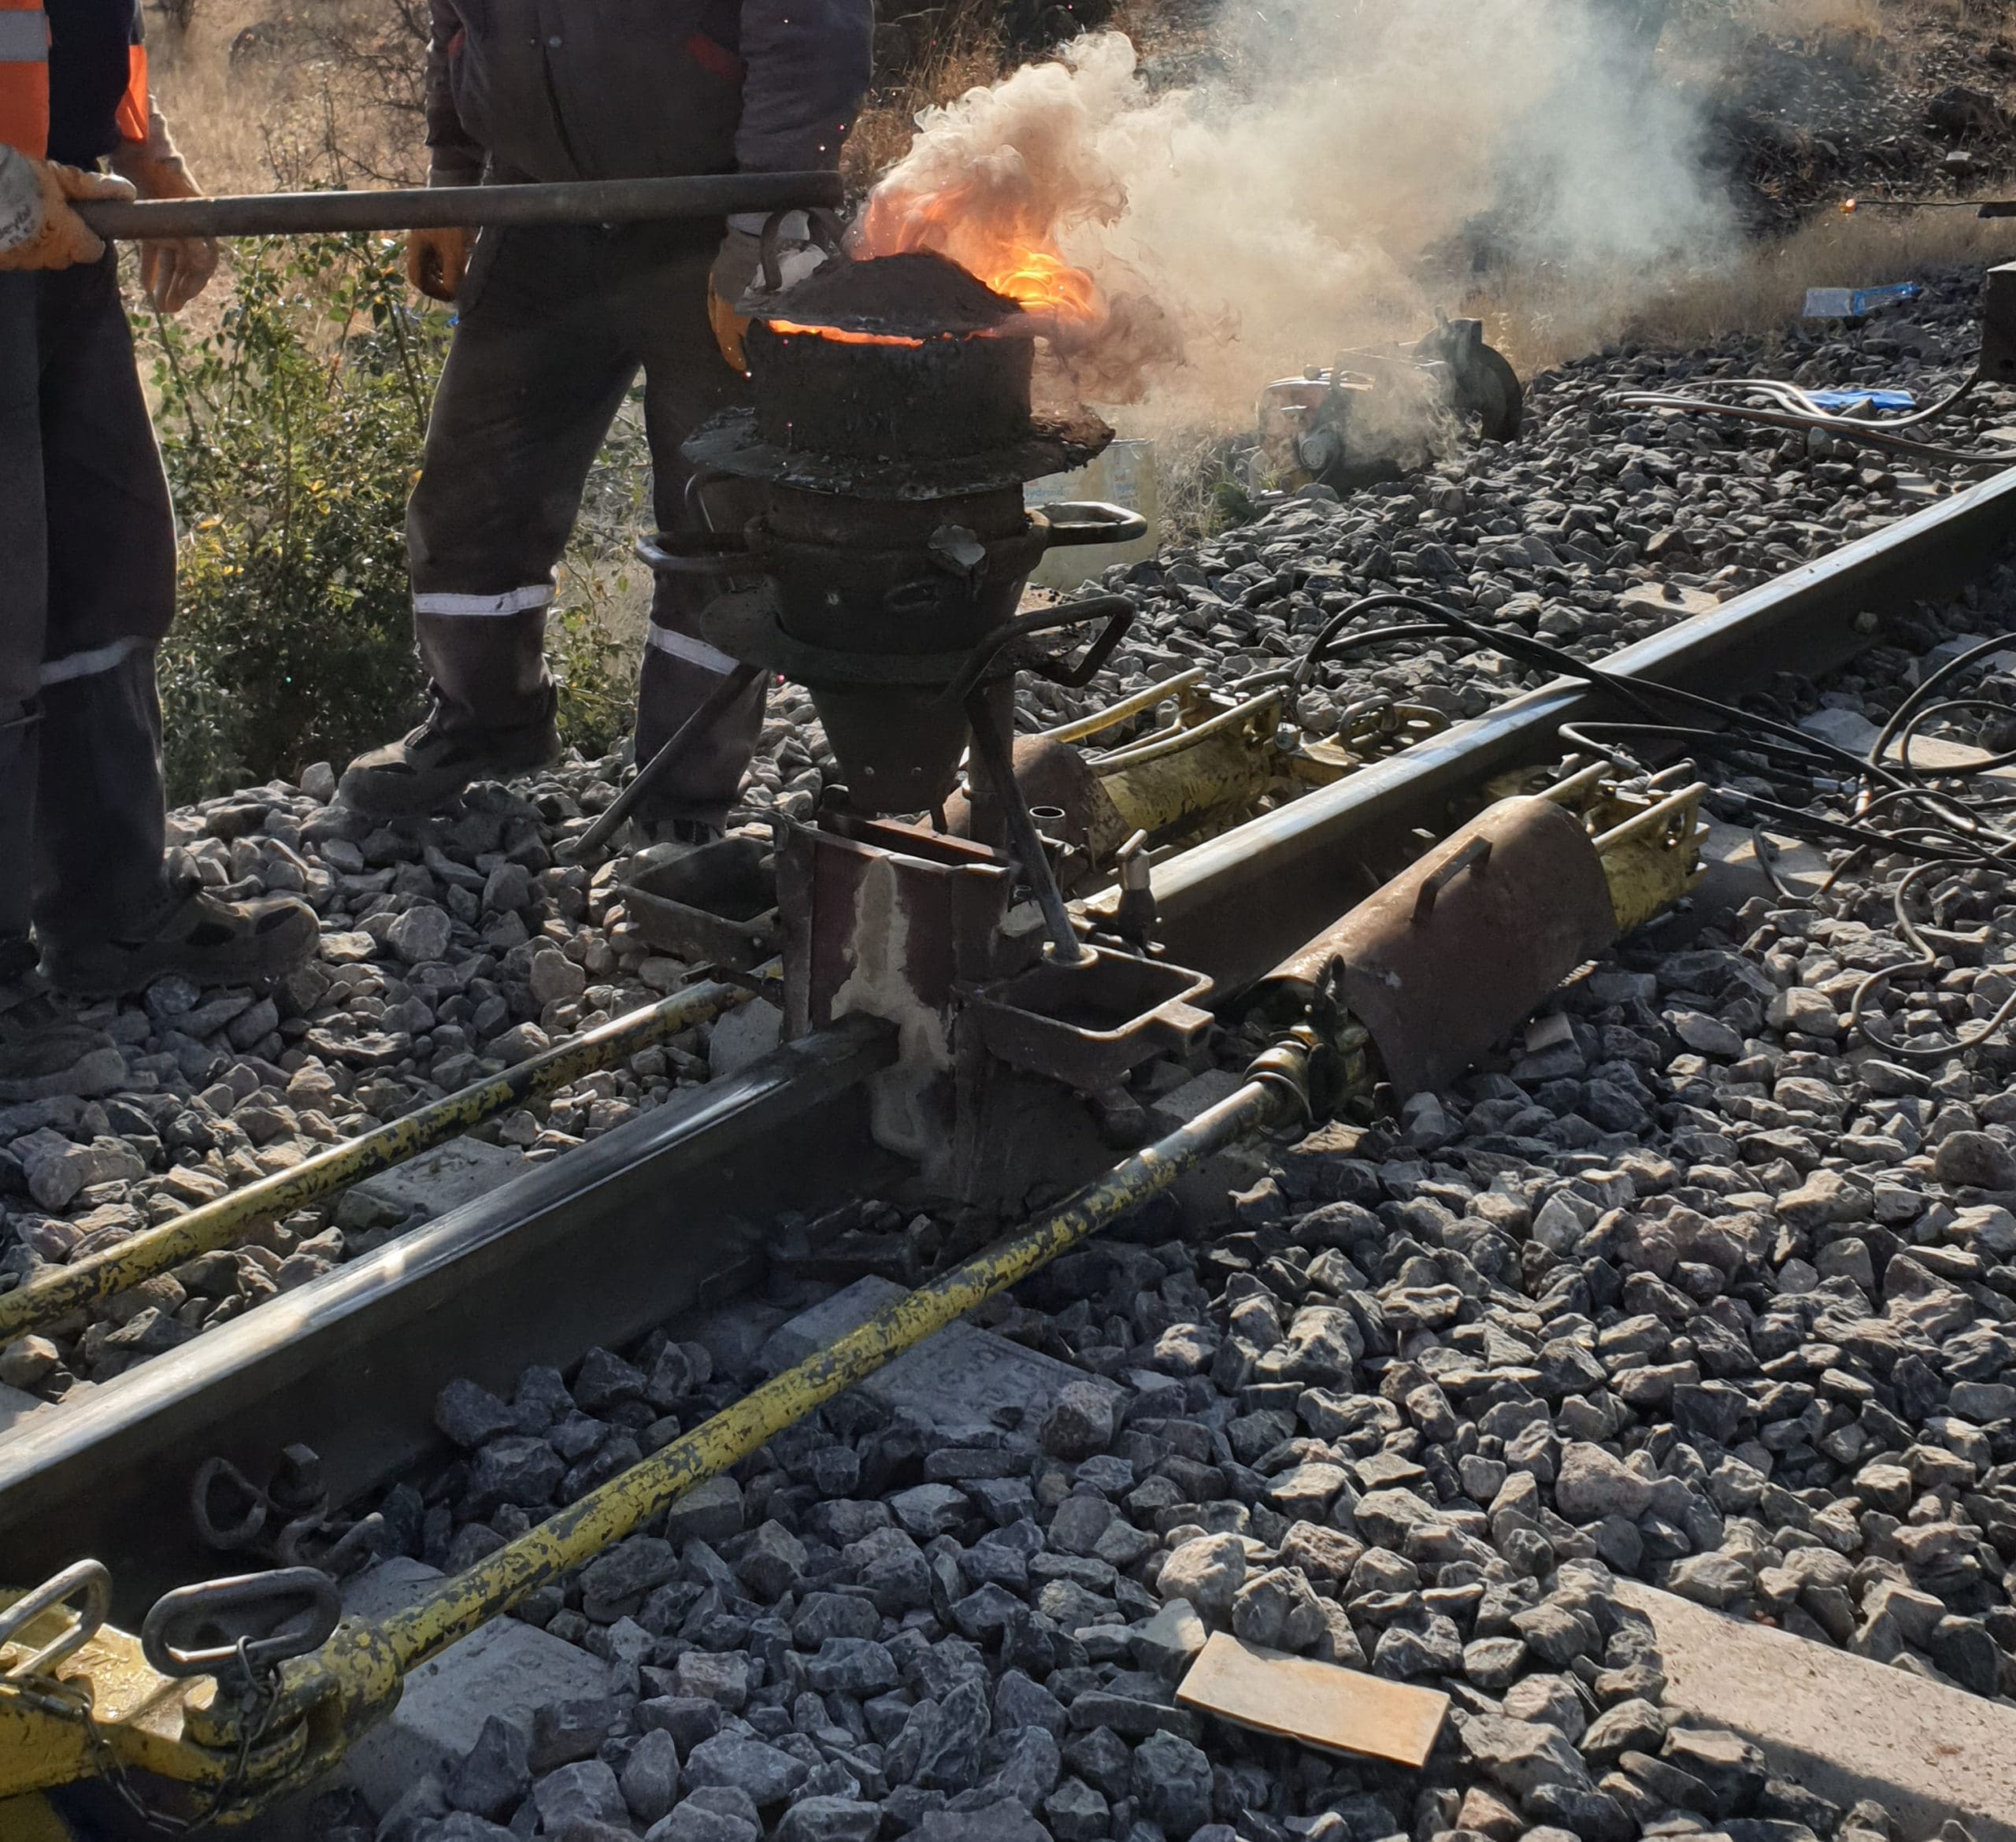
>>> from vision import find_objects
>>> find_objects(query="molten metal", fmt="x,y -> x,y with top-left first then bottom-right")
765,320 -> 930,349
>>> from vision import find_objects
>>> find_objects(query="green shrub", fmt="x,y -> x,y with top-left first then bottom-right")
143,230 -> 639,802
146,232 -> 438,801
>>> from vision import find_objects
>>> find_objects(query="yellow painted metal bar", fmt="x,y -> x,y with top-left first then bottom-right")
1039,669 -> 1206,746
237,1063 -> 1303,1752
1089,690 -> 1282,771
0,982 -> 752,1347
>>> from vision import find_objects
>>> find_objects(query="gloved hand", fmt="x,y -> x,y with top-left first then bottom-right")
109,116 -> 220,312
406,226 -> 472,302
0,150 -> 135,272
708,226 -> 765,372
709,213 -> 836,372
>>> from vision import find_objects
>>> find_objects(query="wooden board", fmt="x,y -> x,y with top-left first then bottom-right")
1176,1633 -> 1450,1768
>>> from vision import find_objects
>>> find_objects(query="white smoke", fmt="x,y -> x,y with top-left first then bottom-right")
865,0 -> 1738,423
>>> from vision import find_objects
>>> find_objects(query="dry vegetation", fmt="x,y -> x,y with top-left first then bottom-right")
1471,196 -> 2016,373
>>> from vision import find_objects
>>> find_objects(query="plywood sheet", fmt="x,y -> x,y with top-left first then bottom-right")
1176,1633 -> 1449,1767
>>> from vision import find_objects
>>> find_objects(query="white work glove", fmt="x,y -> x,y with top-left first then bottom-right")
0,147 -> 135,271
724,209 -> 832,303
709,210 -> 836,372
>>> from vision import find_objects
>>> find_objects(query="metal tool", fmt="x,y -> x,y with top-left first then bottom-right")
69,171 -> 845,241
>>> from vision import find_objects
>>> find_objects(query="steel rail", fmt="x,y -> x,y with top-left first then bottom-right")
0,982 -> 755,1347
1103,461 -> 2016,993
70,172 -> 846,242
0,1019 -> 900,1610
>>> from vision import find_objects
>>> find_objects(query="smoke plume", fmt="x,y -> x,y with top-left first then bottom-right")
858,0 -> 1738,424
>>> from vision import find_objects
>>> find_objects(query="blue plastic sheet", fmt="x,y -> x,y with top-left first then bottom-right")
1802,282 -> 1923,318
1807,389 -> 1918,410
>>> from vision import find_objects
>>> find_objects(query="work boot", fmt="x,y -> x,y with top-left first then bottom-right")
0,943 -> 117,1103
624,815 -> 725,856
41,868 -> 320,1000
339,696 -> 561,820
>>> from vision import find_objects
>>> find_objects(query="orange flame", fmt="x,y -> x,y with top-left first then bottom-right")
765,319 -> 929,348
853,187 -> 1105,326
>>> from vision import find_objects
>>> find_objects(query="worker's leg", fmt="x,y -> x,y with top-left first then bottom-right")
0,272 -> 110,1094
0,272 -> 46,974
30,254 -> 175,943
629,235 -> 767,839
32,254 -> 317,999
341,226 -> 640,817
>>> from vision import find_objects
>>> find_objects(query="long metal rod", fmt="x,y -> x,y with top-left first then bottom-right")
0,983 -> 752,1347
1111,461 -> 2016,992
71,172 -> 844,241
252,1061 -> 1299,1745
569,662 -> 765,862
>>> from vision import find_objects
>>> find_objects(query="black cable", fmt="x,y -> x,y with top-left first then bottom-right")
1280,591 -> 2016,1057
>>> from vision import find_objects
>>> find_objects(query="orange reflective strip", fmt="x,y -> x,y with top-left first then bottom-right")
114,40 -> 147,143
0,0 -> 46,160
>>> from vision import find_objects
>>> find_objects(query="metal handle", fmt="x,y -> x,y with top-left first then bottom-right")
70,171 -> 846,242
141,1569 -> 343,1681
567,661 -> 766,863
758,206 -> 847,293
0,1560 -> 110,1681
1036,502 -> 1151,549
938,594 -> 1137,710
1412,836 -> 1492,922
635,531 -> 757,577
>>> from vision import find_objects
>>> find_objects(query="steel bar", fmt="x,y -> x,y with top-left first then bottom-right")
0,983 -> 754,1347
71,172 -> 844,242
966,691 -> 1088,964
0,1020 -> 900,1610
569,662 -> 765,862
1112,461 -> 2016,995
253,1059 -> 1303,1745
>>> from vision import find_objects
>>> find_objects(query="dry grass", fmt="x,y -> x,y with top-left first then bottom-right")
150,0 -> 426,195
843,2 -> 1014,189
1905,0 -> 2016,44
1469,192 -> 2016,372
1747,0 -> 1886,40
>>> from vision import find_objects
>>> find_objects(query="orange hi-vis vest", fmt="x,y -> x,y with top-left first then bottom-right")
0,0 -> 50,160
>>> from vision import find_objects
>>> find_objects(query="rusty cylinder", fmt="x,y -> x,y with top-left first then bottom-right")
1248,795 -> 1621,1097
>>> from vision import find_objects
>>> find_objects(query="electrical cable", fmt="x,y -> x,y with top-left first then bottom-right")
1846,862 -> 2016,1062
1619,391 -> 2007,466
1647,372 -> 1978,432
1286,589 -> 2016,1058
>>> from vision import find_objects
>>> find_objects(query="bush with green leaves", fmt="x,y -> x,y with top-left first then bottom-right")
142,230 -> 637,803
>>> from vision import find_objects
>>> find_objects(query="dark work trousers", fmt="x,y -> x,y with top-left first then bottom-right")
407,221 -> 767,831
0,257 -> 176,961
